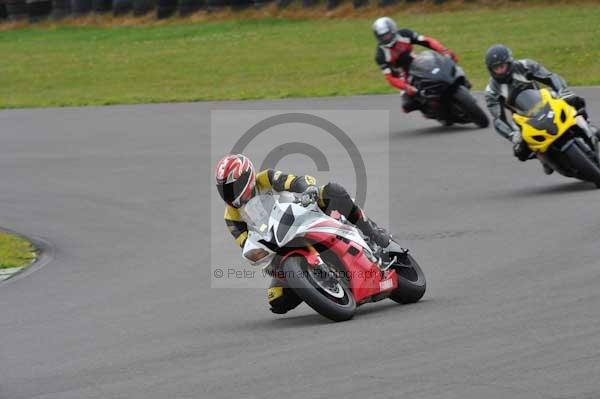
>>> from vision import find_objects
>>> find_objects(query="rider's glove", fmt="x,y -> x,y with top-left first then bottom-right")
405,85 -> 419,97
511,131 -> 531,161
513,141 -> 532,162
300,186 -> 319,207
443,50 -> 459,62
510,130 -> 522,144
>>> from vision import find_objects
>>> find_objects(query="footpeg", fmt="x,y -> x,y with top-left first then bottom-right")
380,256 -> 397,272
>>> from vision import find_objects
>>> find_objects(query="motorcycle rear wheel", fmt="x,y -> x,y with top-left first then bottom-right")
282,256 -> 356,322
389,253 -> 427,304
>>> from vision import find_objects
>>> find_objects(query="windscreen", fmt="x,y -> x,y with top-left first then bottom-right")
410,51 -> 438,76
239,194 -> 275,239
513,89 -> 543,115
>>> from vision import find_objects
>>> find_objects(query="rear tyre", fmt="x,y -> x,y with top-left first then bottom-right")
389,253 -> 427,304
564,141 -> 600,188
282,256 -> 356,322
452,86 -> 489,128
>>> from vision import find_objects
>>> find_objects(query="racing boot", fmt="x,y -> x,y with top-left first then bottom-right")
355,215 -> 391,249
320,182 -> 392,249
355,216 -> 405,272
268,280 -> 303,314
513,141 -> 533,162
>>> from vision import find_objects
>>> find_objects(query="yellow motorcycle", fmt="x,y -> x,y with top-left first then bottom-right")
512,89 -> 600,187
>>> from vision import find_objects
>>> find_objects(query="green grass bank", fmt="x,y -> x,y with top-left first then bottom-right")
0,231 -> 37,269
0,3 -> 598,108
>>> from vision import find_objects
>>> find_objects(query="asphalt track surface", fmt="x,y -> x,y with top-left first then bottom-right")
2,88 -> 600,399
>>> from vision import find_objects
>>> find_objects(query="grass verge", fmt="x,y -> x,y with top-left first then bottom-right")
0,2 -> 599,108
0,231 -> 37,269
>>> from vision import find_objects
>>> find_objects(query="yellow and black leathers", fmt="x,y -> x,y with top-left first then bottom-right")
223,169 -> 389,314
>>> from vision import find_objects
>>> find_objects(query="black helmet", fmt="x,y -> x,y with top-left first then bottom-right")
372,17 -> 398,47
485,44 -> 514,82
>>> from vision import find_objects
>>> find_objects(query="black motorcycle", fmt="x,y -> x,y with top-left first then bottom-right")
409,50 -> 489,128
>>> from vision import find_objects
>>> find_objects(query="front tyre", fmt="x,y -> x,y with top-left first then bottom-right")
282,256 -> 356,322
389,253 -> 427,304
564,141 -> 600,188
452,86 -> 490,128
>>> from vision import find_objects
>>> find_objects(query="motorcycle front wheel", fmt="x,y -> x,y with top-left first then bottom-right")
282,256 -> 356,322
452,86 -> 490,128
564,141 -> 600,188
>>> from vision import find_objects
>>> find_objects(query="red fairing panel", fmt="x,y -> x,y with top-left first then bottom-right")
303,232 -> 398,303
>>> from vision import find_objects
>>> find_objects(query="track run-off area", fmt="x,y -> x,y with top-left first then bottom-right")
1,89 -> 600,399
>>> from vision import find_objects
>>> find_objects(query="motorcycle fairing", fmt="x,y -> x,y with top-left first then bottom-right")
303,231 -> 399,303
513,89 -> 577,153
410,50 -> 458,84
241,194 -> 398,303
242,195 -> 370,266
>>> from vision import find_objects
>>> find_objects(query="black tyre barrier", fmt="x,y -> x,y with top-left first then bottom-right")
156,0 -> 176,18
71,0 -> 92,14
326,0 -> 339,8
206,0 -> 227,8
6,0 -> 28,19
1,0 -> 8,20
133,0 -> 154,14
301,0 -> 314,7
253,0 -> 271,8
353,0 -> 367,7
378,0 -> 397,6
276,0 -> 291,7
27,0 -> 52,20
230,0 -> 251,9
178,0 -> 201,15
92,0 -> 111,13
51,0 -> 70,17
112,0 -> 131,13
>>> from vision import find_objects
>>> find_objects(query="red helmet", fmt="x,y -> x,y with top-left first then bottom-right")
215,154 -> 256,208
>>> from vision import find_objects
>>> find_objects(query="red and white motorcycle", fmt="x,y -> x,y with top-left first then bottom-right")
240,192 -> 426,322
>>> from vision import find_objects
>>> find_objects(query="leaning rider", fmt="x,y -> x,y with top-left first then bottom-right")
215,154 -> 391,314
373,16 -> 459,113
484,44 -> 599,173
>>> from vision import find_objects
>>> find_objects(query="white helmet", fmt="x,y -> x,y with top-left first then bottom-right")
373,17 -> 398,47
